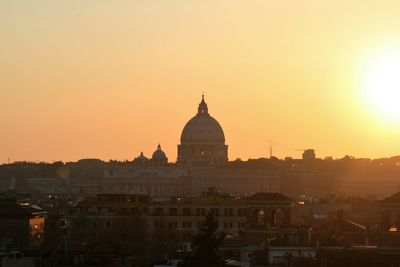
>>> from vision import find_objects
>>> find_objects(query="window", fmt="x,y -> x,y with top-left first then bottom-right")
224,208 -> 233,216
131,207 -> 138,214
238,222 -> 246,228
168,221 -> 178,228
169,208 -> 177,216
271,209 -> 284,227
139,196 -> 147,203
196,208 -> 206,216
106,222 -> 111,228
238,208 -> 247,216
224,222 -> 233,229
182,222 -> 192,228
210,208 -> 219,216
183,232 -> 192,241
183,208 -> 191,216
256,209 -> 266,227
155,208 -> 164,216
154,221 -> 164,228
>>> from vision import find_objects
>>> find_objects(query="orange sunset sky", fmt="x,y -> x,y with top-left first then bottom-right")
1,1 -> 400,163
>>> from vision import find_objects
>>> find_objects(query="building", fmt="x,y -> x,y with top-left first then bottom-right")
65,191 -> 322,265
381,192 -> 400,232
68,191 -> 293,245
103,95 -> 281,196
69,193 -> 151,240
0,197 -> 46,251
177,94 -> 228,166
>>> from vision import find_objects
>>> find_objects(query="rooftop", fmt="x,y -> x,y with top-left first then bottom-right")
381,192 -> 400,204
246,192 -> 293,202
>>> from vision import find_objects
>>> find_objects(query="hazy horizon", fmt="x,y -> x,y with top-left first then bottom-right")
2,1 -> 400,163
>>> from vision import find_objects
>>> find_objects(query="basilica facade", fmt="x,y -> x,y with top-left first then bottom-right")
103,95 -> 280,196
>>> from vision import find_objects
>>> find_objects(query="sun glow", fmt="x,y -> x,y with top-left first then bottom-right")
363,49 -> 400,123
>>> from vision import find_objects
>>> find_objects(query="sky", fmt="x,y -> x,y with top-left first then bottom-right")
1,0 -> 400,163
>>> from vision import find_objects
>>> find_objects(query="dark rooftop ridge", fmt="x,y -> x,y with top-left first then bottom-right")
246,192 -> 293,202
381,192 -> 400,203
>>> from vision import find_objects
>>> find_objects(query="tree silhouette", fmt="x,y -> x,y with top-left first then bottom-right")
183,213 -> 225,267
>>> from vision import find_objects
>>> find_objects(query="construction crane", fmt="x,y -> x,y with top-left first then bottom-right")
267,140 -> 277,158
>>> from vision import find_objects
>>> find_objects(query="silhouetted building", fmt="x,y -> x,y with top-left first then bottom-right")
0,197 -> 46,251
381,192 -> 400,232
152,144 -> 168,166
177,94 -> 228,166
302,149 -> 316,161
102,95 -> 280,196
69,191 -> 293,245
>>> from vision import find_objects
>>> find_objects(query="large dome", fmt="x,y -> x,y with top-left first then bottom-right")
180,96 -> 225,144
177,95 -> 228,165
181,115 -> 225,143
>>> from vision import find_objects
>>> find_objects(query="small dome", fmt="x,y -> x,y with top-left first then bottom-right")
152,144 -> 167,160
134,152 -> 149,162
180,95 -> 225,144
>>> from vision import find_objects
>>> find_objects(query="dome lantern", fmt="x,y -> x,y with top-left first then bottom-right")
198,94 -> 208,115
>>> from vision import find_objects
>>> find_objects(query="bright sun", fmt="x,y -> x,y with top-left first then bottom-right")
363,49 -> 400,123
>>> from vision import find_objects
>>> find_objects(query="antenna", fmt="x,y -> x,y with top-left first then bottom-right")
267,140 -> 277,158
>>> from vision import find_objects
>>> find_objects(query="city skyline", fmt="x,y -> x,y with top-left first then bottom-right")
1,1 -> 400,163
2,2 -> 400,266
1,93 -> 399,164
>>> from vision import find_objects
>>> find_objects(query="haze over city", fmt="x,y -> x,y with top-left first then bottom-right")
2,1 -> 400,163
4,2 -> 400,267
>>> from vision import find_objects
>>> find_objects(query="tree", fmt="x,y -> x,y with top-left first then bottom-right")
69,214 -> 151,266
151,220 -> 179,263
183,213 -> 225,267
106,215 -> 150,265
